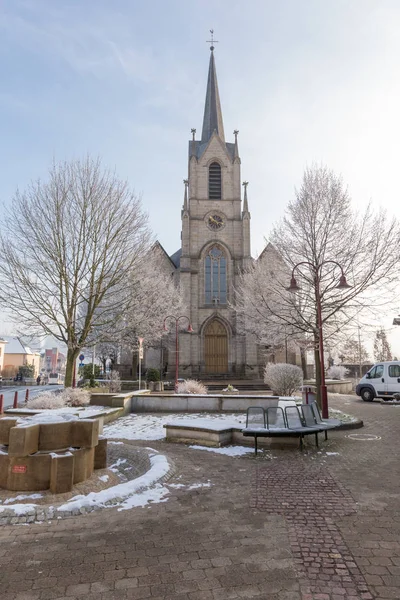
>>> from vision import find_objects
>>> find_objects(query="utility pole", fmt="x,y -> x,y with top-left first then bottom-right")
358,325 -> 362,378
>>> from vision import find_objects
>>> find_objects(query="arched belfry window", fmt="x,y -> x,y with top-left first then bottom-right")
209,162 -> 221,199
205,245 -> 227,305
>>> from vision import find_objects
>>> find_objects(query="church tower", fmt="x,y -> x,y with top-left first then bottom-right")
173,43 -> 258,379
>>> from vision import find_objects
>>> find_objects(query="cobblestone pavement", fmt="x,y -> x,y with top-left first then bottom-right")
0,396 -> 399,600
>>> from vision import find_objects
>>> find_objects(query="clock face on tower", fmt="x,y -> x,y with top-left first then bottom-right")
207,214 -> 224,230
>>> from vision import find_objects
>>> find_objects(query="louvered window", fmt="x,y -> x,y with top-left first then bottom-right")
209,162 -> 221,199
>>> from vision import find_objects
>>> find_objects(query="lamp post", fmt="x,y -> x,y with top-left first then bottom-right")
163,315 -> 193,392
287,260 -> 351,419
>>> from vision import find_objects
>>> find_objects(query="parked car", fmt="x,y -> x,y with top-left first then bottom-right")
356,361 -> 400,401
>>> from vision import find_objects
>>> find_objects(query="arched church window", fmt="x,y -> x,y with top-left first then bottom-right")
205,245 -> 227,305
208,162 -> 222,199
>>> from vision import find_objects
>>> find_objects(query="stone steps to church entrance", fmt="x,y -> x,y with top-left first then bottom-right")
198,379 -> 272,392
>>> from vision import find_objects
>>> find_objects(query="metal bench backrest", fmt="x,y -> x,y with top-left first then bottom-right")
246,406 -> 266,428
310,402 -> 324,423
284,406 -> 304,429
266,406 -> 287,429
301,404 -> 318,427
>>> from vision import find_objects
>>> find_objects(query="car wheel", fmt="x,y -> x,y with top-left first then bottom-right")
361,388 -> 375,402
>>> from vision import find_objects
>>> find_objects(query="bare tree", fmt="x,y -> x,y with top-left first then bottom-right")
235,165 -> 400,405
373,327 -> 393,362
0,157 -> 152,386
338,337 -> 369,365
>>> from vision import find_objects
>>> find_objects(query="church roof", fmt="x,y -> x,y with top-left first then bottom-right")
201,50 -> 225,144
190,140 -> 235,161
170,248 -> 182,268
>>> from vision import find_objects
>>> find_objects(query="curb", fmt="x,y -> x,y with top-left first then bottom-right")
335,419 -> 364,431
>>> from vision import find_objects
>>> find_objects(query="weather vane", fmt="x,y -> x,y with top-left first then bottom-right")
206,29 -> 219,51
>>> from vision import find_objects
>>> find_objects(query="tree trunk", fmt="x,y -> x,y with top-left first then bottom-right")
300,347 -> 308,379
65,348 -> 79,388
132,351 -> 138,380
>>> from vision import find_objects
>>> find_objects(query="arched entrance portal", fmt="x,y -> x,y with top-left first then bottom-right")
204,320 -> 228,373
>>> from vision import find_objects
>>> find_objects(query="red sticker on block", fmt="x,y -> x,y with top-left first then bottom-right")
12,465 -> 27,474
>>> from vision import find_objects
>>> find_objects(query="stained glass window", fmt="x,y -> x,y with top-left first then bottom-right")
205,246 -> 227,304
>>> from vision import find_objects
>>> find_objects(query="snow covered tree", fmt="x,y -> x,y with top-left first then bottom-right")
0,157 -> 151,386
235,165 -> 400,406
373,328 -> 393,362
87,242 -> 185,375
338,337 -> 369,365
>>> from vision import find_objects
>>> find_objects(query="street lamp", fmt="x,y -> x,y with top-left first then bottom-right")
163,316 -> 194,392
287,260 -> 351,419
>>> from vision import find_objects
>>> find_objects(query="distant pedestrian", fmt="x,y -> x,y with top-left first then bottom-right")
36,375 -> 41,386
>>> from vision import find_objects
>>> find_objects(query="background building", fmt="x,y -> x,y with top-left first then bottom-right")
1,336 -> 41,378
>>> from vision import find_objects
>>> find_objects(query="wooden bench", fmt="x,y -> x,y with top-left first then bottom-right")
242,404 -> 341,455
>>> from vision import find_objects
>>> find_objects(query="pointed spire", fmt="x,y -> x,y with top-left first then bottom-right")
242,181 -> 249,212
233,130 -> 239,159
201,48 -> 225,144
183,179 -> 189,211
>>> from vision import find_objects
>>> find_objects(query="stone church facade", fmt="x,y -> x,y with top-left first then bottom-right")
160,47 -> 262,379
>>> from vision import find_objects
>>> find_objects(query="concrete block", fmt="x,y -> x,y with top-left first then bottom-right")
8,425 -> 39,457
38,422 -> 72,452
72,447 -> 95,483
7,454 -> 52,491
85,448 -> 95,478
0,454 -> 8,487
0,418 -> 19,445
94,438 -> 107,470
50,453 -> 74,494
71,448 -> 87,483
72,419 -> 99,448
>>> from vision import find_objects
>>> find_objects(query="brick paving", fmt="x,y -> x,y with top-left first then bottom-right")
0,396 -> 399,599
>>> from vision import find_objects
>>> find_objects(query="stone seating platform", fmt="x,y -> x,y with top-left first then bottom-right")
163,418 -> 297,448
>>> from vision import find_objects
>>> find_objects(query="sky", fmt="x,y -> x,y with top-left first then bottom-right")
1,0 -> 400,354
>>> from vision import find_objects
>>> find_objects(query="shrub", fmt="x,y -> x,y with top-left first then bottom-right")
264,363 -> 303,396
146,368 -> 160,382
176,379 -> 208,395
27,393 -> 66,410
109,370 -> 122,393
80,364 -> 101,379
63,388 -> 90,407
327,365 -> 349,380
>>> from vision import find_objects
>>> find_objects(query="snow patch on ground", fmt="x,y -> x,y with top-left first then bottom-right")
103,413 -> 246,441
98,475 -> 109,483
57,453 -> 170,513
118,485 -> 169,510
3,493 -> 43,505
189,445 -> 257,456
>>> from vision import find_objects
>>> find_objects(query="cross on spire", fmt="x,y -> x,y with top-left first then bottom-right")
206,29 -> 219,51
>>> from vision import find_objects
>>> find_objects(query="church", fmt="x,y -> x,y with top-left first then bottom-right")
146,44 -> 292,381
151,44 -> 260,380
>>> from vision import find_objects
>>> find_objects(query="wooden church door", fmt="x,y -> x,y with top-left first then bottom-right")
204,320 -> 228,373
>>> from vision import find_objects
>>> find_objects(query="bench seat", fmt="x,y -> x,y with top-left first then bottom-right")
243,404 -> 341,454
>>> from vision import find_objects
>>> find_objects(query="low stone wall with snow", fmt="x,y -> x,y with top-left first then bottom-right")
131,394 -> 280,413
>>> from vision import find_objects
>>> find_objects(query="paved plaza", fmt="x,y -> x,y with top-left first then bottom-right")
0,395 -> 399,600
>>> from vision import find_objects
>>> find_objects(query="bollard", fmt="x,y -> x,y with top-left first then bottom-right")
25,388 -> 29,403
13,391 -> 18,409
0,394 -> 3,414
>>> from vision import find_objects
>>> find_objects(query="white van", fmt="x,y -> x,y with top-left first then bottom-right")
356,361 -> 400,401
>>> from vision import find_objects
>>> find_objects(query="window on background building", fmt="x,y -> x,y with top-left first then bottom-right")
205,245 -> 227,304
209,162 -> 221,199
